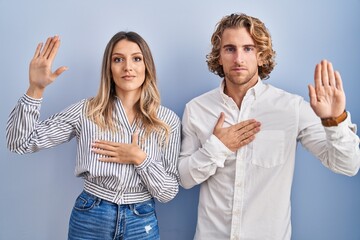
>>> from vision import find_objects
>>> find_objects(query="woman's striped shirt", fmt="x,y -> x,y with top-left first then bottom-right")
6,94 -> 181,204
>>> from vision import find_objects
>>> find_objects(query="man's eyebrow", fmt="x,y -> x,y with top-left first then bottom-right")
222,44 -> 236,48
222,44 -> 256,48
243,44 -> 256,48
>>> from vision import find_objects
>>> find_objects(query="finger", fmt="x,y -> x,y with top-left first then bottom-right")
314,62 -> 322,90
239,123 -> 260,140
326,61 -> 336,87
334,71 -> 343,91
239,135 -> 256,147
32,43 -> 43,59
48,37 -> 61,61
308,84 -> 318,106
321,60 -> 330,87
98,157 -> 119,163
241,131 -> 251,140
43,36 -> 58,59
91,147 -> 116,157
52,66 -> 68,79
132,132 -> 139,145
92,141 -> 117,151
94,140 -> 116,146
41,37 -> 53,57
213,112 -> 225,131
233,119 -> 257,131
244,121 -> 261,134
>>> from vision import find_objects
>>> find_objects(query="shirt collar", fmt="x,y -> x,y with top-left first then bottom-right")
219,77 -> 266,104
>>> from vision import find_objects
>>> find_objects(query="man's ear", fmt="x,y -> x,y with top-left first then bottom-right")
257,52 -> 264,66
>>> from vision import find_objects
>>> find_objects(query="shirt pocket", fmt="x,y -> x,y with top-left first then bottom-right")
251,130 -> 285,168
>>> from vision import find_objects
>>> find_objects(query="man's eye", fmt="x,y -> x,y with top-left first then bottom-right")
225,47 -> 235,52
244,47 -> 254,52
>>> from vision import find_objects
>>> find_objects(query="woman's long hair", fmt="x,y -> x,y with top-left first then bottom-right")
86,31 -> 169,138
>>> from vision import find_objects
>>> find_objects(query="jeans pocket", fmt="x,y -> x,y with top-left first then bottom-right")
131,199 -> 156,217
73,191 -> 99,211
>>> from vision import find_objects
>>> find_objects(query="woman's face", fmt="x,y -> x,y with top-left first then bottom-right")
110,39 -> 146,98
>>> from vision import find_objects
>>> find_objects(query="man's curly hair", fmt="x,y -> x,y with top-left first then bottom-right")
206,13 -> 276,80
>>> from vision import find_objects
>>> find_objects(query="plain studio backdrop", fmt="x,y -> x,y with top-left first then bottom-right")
1,0 -> 360,239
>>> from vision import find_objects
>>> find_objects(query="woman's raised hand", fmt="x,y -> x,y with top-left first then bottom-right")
27,35 -> 68,98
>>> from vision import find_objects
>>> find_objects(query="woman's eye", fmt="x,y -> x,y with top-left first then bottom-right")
134,57 -> 142,62
113,57 -> 123,63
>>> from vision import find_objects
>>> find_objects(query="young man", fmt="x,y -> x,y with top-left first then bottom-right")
178,13 -> 360,240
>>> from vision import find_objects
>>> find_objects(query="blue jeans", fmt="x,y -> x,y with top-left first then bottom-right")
68,191 -> 160,240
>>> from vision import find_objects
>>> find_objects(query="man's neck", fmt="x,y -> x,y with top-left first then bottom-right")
224,79 -> 258,108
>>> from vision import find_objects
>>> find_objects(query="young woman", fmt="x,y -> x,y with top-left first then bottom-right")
6,32 -> 181,239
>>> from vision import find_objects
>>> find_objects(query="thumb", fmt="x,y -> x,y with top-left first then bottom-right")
132,131 -> 139,145
308,84 -> 317,107
52,66 -> 68,79
214,112 -> 225,131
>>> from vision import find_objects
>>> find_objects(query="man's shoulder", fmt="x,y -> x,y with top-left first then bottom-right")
186,88 -> 219,106
263,82 -> 303,100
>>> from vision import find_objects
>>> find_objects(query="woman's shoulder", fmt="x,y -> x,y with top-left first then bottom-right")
157,105 -> 181,126
58,98 -> 91,115
64,98 -> 89,108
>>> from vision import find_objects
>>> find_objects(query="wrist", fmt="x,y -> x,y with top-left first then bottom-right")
134,150 -> 147,166
26,86 -> 45,99
321,110 -> 347,127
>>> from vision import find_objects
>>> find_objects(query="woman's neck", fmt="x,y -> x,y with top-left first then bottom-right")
116,91 -> 141,125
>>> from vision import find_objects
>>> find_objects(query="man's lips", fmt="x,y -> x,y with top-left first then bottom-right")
232,66 -> 247,71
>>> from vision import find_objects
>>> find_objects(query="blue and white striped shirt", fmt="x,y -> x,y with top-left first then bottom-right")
7,94 -> 181,204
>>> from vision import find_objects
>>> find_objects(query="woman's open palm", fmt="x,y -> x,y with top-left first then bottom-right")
28,36 -> 67,97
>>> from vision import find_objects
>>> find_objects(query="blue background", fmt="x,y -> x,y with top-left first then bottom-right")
1,0 -> 360,239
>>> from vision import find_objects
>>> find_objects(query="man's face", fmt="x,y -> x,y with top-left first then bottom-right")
219,27 -> 262,89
